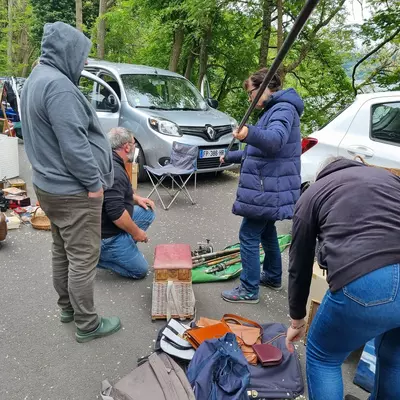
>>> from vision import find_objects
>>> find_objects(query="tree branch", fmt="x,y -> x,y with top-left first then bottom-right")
285,0 -> 346,73
352,26 -> 400,95
355,48 -> 399,91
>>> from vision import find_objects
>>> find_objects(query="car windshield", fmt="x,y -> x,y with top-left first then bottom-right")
121,74 -> 207,111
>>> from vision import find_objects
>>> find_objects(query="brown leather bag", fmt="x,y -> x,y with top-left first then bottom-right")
197,314 -> 263,365
0,213 -> 7,242
184,322 -> 231,349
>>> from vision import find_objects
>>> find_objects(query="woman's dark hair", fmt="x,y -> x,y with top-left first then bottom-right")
244,68 -> 282,92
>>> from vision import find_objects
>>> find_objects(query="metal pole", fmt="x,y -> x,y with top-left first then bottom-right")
223,0 -> 320,159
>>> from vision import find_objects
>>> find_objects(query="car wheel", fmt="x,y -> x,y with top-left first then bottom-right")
136,143 -> 148,182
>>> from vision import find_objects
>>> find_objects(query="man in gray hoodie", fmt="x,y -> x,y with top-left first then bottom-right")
21,22 -> 121,343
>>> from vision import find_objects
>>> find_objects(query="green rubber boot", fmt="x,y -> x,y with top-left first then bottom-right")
60,309 -> 74,323
75,317 -> 121,343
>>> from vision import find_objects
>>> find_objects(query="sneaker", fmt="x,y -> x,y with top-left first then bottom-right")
260,274 -> 283,291
221,286 -> 259,304
60,309 -> 74,323
75,316 -> 121,343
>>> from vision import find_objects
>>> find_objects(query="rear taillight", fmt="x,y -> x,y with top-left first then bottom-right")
301,137 -> 318,154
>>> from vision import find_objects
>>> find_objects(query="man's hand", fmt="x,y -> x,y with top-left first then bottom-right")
285,319 -> 306,353
133,228 -> 148,243
135,195 -> 155,210
220,155 -> 225,164
233,126 -> 249,141
88,188 -> 104,198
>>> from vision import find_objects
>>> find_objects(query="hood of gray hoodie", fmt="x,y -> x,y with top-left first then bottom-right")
21,22 -> 113,195
40,21 -> 91,85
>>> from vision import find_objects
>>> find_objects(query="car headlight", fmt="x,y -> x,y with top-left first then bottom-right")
149,117 -> 182,137
230,118 -> 238,131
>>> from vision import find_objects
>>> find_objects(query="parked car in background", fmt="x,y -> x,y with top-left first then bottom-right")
81,60 -> 238,181
301,91 -> 400,189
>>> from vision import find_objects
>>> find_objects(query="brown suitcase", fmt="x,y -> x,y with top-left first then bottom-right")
0,213 -> 7,241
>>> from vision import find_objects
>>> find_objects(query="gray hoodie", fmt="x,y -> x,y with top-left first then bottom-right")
21,22 -> 113,195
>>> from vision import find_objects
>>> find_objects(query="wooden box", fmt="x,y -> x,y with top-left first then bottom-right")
151,244 -> 195,320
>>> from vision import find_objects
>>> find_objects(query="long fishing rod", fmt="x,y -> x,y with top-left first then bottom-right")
221,0 -> 320,162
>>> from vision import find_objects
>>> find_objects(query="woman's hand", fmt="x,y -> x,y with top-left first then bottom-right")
233,126 -> 249,141
285,319 -> 306,353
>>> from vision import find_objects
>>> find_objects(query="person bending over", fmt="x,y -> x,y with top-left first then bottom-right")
286,157 -> 400,400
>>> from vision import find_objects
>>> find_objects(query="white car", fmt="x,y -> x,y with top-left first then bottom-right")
301,91 -> 400,188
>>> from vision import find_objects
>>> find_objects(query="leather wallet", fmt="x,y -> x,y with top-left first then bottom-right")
252,343 -> 283,367
184,322 -> 232,349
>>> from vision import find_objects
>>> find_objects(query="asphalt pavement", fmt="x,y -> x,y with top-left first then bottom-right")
0,144 -> 366,399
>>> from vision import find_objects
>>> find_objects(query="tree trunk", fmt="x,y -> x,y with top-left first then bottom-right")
97,0 -> 107,59
169,25 -> 184,72
258,0 -> 274,69
277,0 -> 283,51
216,73 -> 229,102
76,0 -> 83,32
7,0 -> 13,73
197,26 -> 212,88
184,50 -> 195,80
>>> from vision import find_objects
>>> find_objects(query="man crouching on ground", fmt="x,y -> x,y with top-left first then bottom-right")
98,127 -> 155,278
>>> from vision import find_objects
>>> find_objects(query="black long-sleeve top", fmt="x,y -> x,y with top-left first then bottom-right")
289,159 -> 400,319
101,152 -> 134,239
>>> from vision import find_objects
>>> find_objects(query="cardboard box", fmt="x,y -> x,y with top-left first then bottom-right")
131,163 -> 138,191
8,178 -> 27,191
306,262 -> 329,318
305,262 -> 329,341
0,136 -> 19,178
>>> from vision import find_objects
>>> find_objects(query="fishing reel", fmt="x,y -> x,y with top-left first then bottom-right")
191,239 -> 214,257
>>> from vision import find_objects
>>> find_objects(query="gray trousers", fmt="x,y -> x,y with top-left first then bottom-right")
35,186 -> 102,332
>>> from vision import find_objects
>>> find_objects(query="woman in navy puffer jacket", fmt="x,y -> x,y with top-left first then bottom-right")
222,68 -> 303,303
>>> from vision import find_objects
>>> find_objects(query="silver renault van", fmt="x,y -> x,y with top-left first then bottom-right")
79,60 -> 239,181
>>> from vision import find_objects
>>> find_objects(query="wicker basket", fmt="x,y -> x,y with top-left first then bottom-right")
355,156 -> 400,177
31,208 -> 51,231
151,281 -> 195,320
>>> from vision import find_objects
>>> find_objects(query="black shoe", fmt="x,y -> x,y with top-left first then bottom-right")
345,395 -> 361,400
260,278 -> 283,291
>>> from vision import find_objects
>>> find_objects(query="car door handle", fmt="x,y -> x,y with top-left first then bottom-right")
346,146 -> 374,158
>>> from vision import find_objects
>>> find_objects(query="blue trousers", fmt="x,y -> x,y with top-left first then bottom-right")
239,217 -> 282,293
306,263 -> 400,400
98,206 -> 155,279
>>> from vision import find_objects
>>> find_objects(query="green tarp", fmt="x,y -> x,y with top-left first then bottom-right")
192,234 -> 291,283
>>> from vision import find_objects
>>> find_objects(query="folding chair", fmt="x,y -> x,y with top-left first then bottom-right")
145,142 -> 198,210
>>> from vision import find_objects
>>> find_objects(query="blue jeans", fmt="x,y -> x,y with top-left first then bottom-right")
239,217 -> 282,293
98,206 -> 155,279
306,263 -> 400,400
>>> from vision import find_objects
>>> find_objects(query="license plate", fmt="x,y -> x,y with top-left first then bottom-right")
199,148 -> 225,159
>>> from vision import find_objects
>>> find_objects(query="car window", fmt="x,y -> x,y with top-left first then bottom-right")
121,74 -> 207,110
99,74 -> 122,100
371,102 -> 400,145
78,77 -> 116,112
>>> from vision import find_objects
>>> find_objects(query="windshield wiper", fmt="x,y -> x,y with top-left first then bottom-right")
135,105 -> 170,110
167,107 -> 203,111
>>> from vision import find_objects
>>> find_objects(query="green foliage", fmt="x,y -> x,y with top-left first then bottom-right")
30,0 -> 76,43
2,0 -> 398,133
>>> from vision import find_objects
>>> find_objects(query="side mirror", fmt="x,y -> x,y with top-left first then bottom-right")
206,98 -> 219,109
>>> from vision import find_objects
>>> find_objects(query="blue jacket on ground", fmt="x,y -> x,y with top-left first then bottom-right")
226,88 -> 303,221
187,332 -> 250,400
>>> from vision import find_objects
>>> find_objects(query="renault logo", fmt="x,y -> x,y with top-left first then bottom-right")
206,125 -> 215,140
